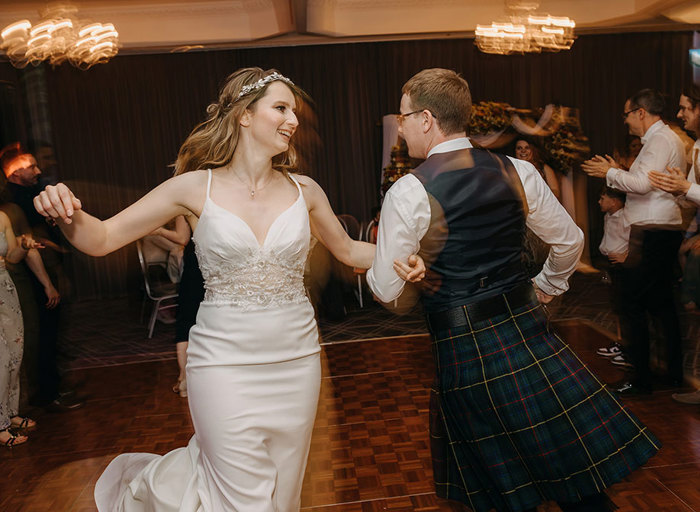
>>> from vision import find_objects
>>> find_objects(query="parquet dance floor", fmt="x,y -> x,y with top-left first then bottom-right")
1,321 -> 699,511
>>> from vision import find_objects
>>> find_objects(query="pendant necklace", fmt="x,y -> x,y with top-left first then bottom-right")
232,170 -> 274,199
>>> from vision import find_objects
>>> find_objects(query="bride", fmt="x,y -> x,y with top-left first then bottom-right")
34,68 -> 425,511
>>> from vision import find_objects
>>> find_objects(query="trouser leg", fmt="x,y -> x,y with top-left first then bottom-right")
33,280 -> 61,404
646,230 -> 684,382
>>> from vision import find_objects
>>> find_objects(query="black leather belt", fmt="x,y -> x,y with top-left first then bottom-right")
425,282 -> 536,331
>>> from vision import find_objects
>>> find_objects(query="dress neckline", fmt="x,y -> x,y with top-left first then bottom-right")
203,191 -> 302,248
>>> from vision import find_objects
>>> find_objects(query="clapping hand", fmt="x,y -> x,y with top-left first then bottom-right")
393,254 -> 426,283
34,183 -> 83,225
581,155 -> 617,178
648,166 -> 691,196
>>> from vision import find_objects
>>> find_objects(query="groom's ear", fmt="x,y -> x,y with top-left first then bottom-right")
422,112 -> 434,134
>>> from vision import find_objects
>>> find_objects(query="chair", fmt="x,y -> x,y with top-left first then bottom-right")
137,239 -> 179,338
336,214 -> 365,307
364,219 -> 377,244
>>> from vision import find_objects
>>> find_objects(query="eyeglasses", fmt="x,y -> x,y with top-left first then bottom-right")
621,107 -> 641,120
396,109 -> 435,125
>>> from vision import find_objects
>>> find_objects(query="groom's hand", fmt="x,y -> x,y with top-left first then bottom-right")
393,254 -> 426,283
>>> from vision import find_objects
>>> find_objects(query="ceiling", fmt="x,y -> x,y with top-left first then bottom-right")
1,0 -> 699,54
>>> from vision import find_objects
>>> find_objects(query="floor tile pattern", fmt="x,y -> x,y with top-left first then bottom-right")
3,322 -> 698,512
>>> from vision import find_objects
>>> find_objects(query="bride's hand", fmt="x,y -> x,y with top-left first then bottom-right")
34,183 -> 83,225
393,254 -> 426,283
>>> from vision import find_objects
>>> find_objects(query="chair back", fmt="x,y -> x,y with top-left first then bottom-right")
364,219 -> 377,244
337,214 -> 361,240
136,239 -> 154,298
137,239 -> 176,299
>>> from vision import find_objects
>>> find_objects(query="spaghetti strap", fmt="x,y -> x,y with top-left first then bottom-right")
206,169 -> 213,199
289,174 -> 303,195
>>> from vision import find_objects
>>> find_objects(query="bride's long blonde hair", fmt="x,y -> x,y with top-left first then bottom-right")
174,67 -> 308,176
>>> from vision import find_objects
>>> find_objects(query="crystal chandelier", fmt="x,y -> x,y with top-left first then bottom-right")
475,0 -> 575,55
1,4 -> 119,70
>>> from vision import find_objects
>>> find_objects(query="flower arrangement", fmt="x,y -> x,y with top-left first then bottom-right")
466,101 -> 589,175
541,107 -> 590,175
468,101 -> 512,135
381,140 -> 414,195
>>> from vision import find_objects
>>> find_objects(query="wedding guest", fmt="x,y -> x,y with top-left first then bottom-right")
612,136 -> 642,170
514,138 -> 561,201
583,88 -> 686,395
144,215 -> 190,284
648,83 -> 700,405
595,186 -> 634,369
0,143 -> 82,412
0,210 -> 42,447
0,201 -> 59,406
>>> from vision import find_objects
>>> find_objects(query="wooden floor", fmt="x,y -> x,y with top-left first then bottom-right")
1,320 -> 699,512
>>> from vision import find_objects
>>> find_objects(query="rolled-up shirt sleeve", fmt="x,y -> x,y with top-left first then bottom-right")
366,174 -> 431,303
509,157 -> 584,296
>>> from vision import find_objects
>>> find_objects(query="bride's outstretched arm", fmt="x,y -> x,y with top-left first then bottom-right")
34,171 -> 206,257
298,175 -> 424,281
298,175 -> 374,268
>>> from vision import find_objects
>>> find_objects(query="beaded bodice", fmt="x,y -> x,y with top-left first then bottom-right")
193,170 -> 310,310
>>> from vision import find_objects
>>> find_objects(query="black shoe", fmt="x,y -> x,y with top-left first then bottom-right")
46,395 -> 84,413
614,381 -> 652,397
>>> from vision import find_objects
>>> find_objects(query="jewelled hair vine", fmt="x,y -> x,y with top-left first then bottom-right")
236,72 -> 294,100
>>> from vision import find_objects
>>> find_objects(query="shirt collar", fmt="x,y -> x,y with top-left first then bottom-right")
427,137 -> 472,158
641,120 -> 664,145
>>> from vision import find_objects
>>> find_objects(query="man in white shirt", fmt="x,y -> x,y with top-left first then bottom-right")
648,83 -> 700,405
367,68 -> 659,512
582,89 -> 686,396
648,84 -> 700,209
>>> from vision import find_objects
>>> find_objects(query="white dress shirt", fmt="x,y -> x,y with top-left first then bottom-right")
599,208 -> 630,256
606,120 -> 685,227
684,139 -> 700,205
367,137 -> 584,303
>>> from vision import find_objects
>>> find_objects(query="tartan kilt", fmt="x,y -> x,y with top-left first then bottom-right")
428,298 -> 660,512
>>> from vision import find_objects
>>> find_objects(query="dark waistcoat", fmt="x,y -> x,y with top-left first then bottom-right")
413,148 -> 528,313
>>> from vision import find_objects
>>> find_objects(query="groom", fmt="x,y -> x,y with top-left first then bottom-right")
366,69 -> 656,512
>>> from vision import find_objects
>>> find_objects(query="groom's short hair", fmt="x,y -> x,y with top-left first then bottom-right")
402,68 -> 472,136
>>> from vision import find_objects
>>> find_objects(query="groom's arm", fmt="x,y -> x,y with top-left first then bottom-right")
366,174 -> 430,303
507,157 -> 584,296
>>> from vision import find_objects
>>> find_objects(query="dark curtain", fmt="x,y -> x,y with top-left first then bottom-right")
0,31 -> 693,299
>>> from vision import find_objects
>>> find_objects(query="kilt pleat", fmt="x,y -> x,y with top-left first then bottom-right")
429,299 -> 660,512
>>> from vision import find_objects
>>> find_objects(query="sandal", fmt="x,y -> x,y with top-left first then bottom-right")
10,416 -> 36,430
1,429 -> 28,448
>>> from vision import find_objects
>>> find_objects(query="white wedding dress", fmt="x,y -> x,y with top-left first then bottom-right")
95,170 -> 321,511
